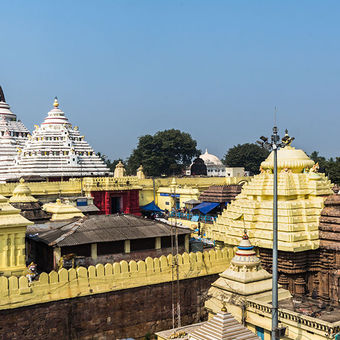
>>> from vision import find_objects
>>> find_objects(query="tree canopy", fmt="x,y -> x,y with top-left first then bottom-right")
310,151 -> 340,185
126,129 -> 200,177
223,143 -> 270,175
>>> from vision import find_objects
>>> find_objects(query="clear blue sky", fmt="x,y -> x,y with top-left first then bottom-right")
1,1 -> 339,160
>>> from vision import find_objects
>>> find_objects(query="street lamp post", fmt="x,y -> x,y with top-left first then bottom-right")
257,127 -> 293,340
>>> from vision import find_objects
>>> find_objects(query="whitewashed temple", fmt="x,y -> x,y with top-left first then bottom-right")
7,97 -> 111,180
0,87 -> 30,181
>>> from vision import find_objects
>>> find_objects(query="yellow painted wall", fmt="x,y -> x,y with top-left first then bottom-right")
0,248 -> 232,310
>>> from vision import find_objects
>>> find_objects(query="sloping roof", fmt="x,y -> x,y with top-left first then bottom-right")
27,214 -> 191,247
191,202 -> 219,215
199,185 -> 242,203
189,310 -> 260,340
140,201 -> 163,212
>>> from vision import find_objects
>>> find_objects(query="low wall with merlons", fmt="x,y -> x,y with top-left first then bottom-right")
0,249 -> 232,339
0,248 -> 232,311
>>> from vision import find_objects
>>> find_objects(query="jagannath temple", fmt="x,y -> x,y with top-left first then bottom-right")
7,97 -> 111,180
0,87 -> 30,181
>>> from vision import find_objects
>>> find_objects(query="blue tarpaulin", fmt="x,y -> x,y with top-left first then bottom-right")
140,201 -> 164,212
191,202 -> 219,215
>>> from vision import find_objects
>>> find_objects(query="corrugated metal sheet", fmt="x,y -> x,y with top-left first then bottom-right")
29,214 -> 191,247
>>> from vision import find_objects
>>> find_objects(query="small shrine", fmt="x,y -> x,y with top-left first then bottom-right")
205,232 -> 291,320
43,199 -> 84,221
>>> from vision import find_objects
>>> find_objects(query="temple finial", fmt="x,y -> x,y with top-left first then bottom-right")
0,86 -> 6,102
53,97 -> 59,108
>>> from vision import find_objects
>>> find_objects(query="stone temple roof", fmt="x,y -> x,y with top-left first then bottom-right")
206,144 -> 334,252
8,98 -> 111,179
319,194 -> 340,250
0,87 -> 30,181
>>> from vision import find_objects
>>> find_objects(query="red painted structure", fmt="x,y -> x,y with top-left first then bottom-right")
91,189 -> 141,216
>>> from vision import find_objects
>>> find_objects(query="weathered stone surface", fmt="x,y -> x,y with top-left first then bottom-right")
0,275 -> 217,340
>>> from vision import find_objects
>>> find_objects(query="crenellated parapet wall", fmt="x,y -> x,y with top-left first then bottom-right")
0,248 -> 233,310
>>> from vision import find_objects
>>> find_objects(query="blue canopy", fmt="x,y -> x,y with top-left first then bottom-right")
140,201 -> 163,212
191,202 -> 219,215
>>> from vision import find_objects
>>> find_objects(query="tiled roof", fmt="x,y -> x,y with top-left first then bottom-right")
27,214 -> 191,247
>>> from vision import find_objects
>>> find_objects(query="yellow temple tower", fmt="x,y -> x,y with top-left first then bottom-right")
206,144 -> 334,295
0,193 -> 33,276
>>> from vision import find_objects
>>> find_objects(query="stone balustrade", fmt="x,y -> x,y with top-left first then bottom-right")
0,248 -> 233,310
247,299 -> 340,338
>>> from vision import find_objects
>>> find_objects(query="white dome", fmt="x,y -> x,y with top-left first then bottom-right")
199,149 -> 224,166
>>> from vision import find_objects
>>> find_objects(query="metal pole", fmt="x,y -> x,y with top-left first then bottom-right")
272,127 -> 279,340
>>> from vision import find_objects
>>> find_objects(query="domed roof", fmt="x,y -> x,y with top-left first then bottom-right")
9,178 -> 37,203
199,149 -> 224,166
261,146 -> 314,173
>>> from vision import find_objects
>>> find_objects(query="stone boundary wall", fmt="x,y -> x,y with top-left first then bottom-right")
0,248 -> 232,311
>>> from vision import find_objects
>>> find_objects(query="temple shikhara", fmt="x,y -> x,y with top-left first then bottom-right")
7,98 -> 111,180
0,87 -> 30,181
0,86 -> 339,340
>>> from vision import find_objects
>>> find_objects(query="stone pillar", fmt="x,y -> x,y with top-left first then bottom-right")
91,243 -> 97,261
124,240 -> 130,254
185,234 -> 190,253
278,273 -> 289,290
155,237 -> 161,250
294,276 -> 306,296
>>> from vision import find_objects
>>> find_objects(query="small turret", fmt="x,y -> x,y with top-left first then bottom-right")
137,165 -> 145,179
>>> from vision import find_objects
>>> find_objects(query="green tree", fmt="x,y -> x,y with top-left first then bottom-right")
223,143 -> 270,175
96,153 -> 125,173
126,129 -> 200,176
310,151 -> 340,185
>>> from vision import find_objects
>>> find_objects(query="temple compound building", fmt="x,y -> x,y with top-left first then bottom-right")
0,87 -> 30,182
206,144 -> 335,299
187,149 -> 226,177
8,98 -> 110,181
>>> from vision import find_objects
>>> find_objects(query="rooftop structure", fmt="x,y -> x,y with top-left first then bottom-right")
9,98 -> 111,180
0,87 -> 30,182
42,199 -> 84,221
